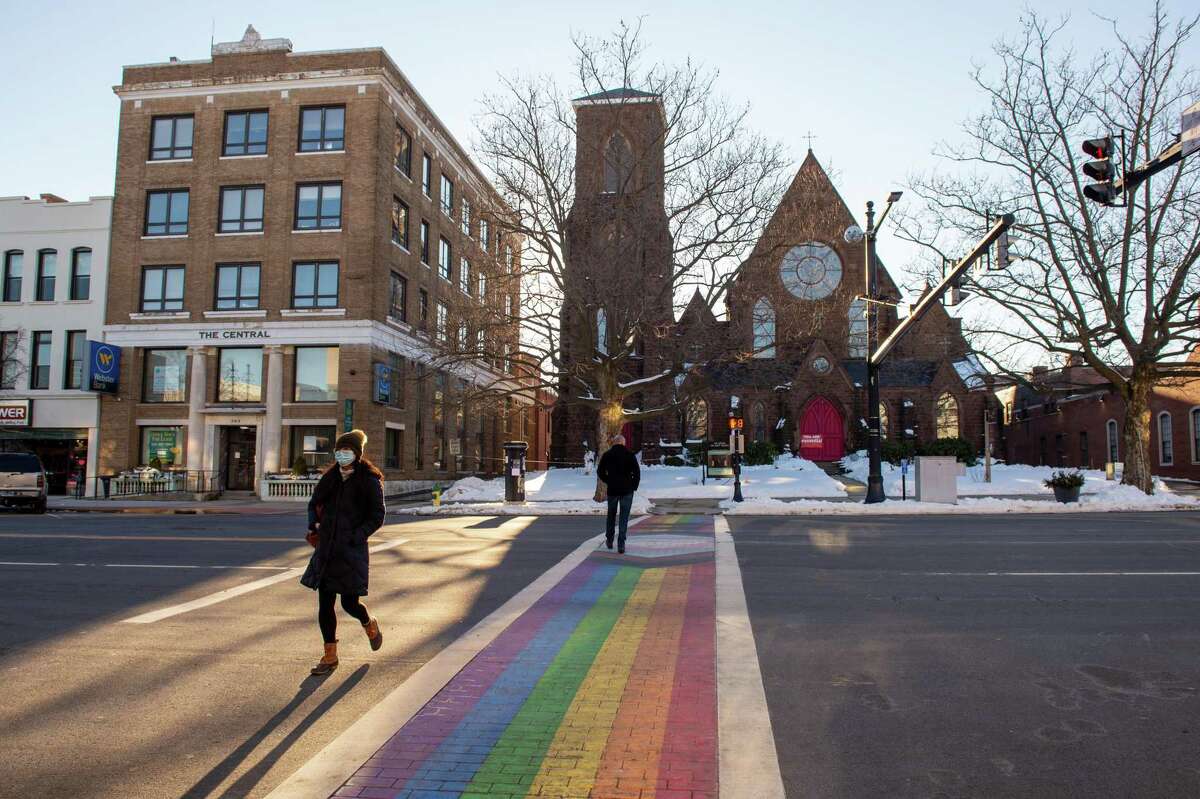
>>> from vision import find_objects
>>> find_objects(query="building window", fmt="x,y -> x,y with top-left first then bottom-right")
421,153 -> 432,197
419,288 -> 429,326
480,218 -> 490,252
477,272 -> 487,302
219,186 -> 265,233
145,189 -> 189,236
290,426 -> 335,469
1080,430 -> 1089,468
140,426 -> 183,467
1107,419 -> 1119,463
596,307 -> 608,355
298,105 -> 345,151
461,198 -> 471,236
752,402 -> 766,442
935,393 -> 959,438
69,248 -> 91,300
457,321 -> 468,350
294,183 -> 341,230
29,331 -> 50,389
388,352 -> 405,408
385,427 -> 403,469
419,220 -> 431,264
686,398 -> 708,441
64,330 -> 85,390
460,258 -> 471,295
603,132 -> 633,194
35,249 -> 56,301
389,272 -> 407,321
848,297 -> 868,358
438,237 -> 452,281
440,175 -> 454,218
436,302 -> 449,343
1054,433 -> 1066,466
215,263 -> 260,309
2,251 -> 21,302
1191,408 -> 1200,463
141,266 -> 185,312
391,197 -> 410,249
223,110 -> 268,156
395,123 -> 412,176
1159,411 -> 1173,466
142,348 -> 188,402
0,331 -> 18,389
149,115 -> 193,160
752,298 -> 775,358
292,261 -> 338,308
294,346 -> 339,402
217,347 -> 263,403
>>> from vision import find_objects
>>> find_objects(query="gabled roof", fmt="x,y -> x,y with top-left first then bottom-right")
572,87 -> 661,103
676,289 -> 717,326
842,359 -> 940,387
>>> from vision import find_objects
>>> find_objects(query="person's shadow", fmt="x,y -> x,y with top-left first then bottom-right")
183,666 -> 369,799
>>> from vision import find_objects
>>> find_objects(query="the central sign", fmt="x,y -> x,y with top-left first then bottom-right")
199,329 -> 272,340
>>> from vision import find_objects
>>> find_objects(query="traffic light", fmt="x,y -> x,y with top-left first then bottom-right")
993,229 -> 1011,270
1081,136 -> 1119,205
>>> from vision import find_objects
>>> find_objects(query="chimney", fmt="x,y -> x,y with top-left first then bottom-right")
169,56 -> 179,63
1062,353 -> 1083,368
39,193 -> 68,204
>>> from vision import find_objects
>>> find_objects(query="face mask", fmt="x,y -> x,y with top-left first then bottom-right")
334,450 -> 356,467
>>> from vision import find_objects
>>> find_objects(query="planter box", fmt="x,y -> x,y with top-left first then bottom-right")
1052,485 -> 1081,503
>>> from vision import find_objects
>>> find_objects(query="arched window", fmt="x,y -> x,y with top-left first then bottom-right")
848,298 -> 868,358
752,402 -> 766,442
603,133 -> 633,194
935,393 -> 959,438
1191,407 -> 1200,464
1106,419 -> 1119,463
878,402 -> 889,439
1158,411 -> 1173,466
686,399 -> 708,441
752,298 -> 775,358
596,307 -> 608,355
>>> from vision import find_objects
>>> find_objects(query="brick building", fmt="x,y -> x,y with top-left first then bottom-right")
552,89 -> 992,464
98,26 -> 535,492
996,353 -> 1200,481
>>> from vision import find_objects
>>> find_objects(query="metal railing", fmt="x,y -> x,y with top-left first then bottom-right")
79,471 -> 224,499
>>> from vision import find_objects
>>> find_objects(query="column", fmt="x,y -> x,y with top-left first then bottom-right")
187,346 -> 207,473
262,345 -> 284,474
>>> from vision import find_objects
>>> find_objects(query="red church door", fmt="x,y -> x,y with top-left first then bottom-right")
799,397 -> 845,461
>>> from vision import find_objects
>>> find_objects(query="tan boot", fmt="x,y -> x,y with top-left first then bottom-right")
364,617 -> 383,651
311,641 -> 338,676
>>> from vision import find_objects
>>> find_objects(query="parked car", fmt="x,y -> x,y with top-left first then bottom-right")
0,452 -> 48,513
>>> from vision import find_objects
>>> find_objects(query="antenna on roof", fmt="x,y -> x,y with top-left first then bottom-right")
211,18 -> 215,52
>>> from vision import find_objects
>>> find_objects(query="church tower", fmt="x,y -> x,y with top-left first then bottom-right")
550,88 -> 675,464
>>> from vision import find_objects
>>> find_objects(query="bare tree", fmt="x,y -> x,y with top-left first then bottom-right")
893,4 -> 1200,493
0,329 -> 25,390
471,21 -> 792,449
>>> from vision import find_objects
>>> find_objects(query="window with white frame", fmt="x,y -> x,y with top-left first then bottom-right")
1159,411 -> 1173,465
435,302 -> 449,343
460,258 -> 471,295
935,393 -> 959,438
461,198 -> 471,236
752,298 -> 775,358
438,237 -> 452,281
1107,419 -> 1119,463
440,174 -> 454,218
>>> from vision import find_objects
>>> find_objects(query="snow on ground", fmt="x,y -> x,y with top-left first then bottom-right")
840,450 -> 1174,497
439,455 -> 845,504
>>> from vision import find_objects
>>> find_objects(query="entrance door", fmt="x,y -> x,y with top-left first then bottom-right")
224,426 -> 257,490
799,397 -> 845,461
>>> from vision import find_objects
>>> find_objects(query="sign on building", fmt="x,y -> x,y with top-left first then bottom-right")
147,429 -> 177,464
86,341 -> 121,394
343,398 -> 355,432
0,399 -> 30,427
373,363 -> 392,405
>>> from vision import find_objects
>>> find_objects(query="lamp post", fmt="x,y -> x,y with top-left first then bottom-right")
849,191 -> 902,504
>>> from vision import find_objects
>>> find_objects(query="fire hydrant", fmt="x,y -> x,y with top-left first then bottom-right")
432,484 -> 442,507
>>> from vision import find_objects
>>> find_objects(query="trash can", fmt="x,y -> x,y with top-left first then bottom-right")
503,441 -> 528,502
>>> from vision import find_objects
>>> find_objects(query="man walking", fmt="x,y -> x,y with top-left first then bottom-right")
597,434 -> 640,554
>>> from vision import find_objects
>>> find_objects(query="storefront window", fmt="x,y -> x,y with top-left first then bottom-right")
140,426 -> 183,468
142,349 -> 188,402
294,346 -> 339,402
218,348 -> 263,403
289,425 -> 335,469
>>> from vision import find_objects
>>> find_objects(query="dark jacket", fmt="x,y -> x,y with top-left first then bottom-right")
598,444 -> 641,497
300,460 -> 385,595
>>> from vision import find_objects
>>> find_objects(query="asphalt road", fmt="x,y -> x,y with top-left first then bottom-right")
731,511 -> 1200,799
0,509 -> 600,799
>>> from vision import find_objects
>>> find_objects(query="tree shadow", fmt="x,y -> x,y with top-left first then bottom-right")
182,665 -> 370,799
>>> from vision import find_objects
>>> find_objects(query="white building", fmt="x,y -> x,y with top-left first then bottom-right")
0,194 -> 112,495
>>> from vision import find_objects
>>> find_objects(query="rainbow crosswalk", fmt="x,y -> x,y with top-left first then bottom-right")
330,515 -> 717,799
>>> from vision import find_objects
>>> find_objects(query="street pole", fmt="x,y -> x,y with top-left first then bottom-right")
984,408 -> 993,483
864,201 -> 885,504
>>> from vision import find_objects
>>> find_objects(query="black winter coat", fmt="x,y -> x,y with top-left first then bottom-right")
598,444 -> 641,497
300,461 -> 385,595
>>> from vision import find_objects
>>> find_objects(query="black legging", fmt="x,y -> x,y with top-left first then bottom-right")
318,585 -> 370,644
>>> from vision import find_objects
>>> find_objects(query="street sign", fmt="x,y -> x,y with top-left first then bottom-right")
373,363 -> 392,404
343,398 -> 355,432
86,341 -> 121,394
1185,100 -> 1200,157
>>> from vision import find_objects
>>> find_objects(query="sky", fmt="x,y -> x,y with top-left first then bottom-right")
0,0 -> 1180,301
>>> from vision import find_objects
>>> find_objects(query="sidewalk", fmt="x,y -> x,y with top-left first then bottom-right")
48,497 -> 304,515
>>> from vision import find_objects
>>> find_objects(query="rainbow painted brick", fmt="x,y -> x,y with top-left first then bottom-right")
332,515 -> 718,799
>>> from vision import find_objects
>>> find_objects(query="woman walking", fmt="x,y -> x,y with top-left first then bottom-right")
301,429 -> 386,676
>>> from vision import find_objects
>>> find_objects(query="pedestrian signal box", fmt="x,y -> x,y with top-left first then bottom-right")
728,417 -> 744,430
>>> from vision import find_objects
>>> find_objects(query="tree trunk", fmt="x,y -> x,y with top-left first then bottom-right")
1121,374 -> 1154,495
598,401 -> 625,451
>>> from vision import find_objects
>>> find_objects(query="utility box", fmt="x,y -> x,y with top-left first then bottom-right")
503,441 -> 528,502
915,456 -> 959,504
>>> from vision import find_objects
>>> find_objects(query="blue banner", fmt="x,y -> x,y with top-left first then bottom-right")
373,363 -> 392,404
86,341 -> 120,394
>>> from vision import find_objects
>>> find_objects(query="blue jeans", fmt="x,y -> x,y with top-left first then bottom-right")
606,492 -> 634,547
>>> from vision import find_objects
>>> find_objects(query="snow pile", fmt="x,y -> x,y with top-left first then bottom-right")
840,451 -> 1173,497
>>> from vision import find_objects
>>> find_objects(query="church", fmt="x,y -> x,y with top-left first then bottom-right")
550,88 -> 992,465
